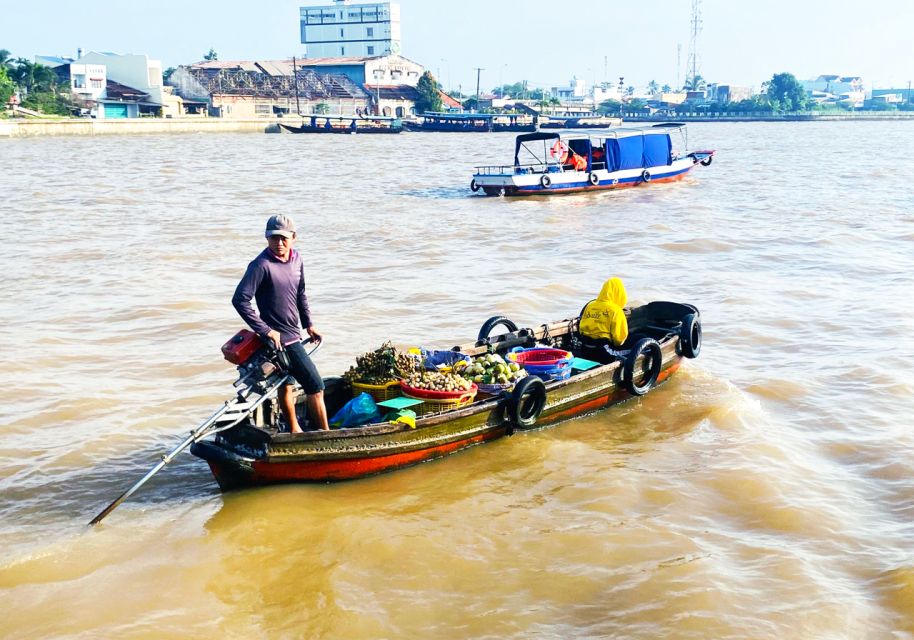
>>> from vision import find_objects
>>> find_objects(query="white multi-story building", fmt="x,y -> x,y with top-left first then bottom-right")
300,0 -> 401,58
77,51 -> 165,106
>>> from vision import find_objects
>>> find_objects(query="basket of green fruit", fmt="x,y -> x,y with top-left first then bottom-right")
453,353 -> 528,396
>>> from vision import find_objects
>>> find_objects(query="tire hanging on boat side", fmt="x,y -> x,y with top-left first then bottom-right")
623,338 -> 662,396
700,156 -> 713,166
641,170 -> 651,183
477,316 -> 519,342
679,313 -> 702,358
507,375 -> 547,432
541,174 -> 552,188
470,179 -> 480,192
588,172 -> 600,185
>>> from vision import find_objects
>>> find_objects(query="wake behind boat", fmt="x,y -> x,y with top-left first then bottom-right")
470,123 -> 714,196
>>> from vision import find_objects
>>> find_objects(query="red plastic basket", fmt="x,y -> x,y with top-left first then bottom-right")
400,381 -> 478,400
509,348 -> 572,366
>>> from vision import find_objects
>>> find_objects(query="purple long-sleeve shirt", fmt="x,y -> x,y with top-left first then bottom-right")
232,248 -> 312,345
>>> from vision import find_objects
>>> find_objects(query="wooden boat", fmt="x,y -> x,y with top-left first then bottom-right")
403,111 -> 537,132
189,301 -> 701,490
278,114 -> 403,134
470,122 -> 715,196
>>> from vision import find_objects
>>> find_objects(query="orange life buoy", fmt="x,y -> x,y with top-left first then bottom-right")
549,139 -> 569,164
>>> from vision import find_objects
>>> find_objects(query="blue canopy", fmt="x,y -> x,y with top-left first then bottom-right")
606,132 -> 671,171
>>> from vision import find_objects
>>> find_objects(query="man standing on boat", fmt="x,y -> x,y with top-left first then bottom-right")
232,214 -> 329,432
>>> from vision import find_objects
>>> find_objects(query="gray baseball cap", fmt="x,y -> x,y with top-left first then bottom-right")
265,214 -> 296,238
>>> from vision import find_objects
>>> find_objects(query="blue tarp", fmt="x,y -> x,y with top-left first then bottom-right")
608,136 -> 643,170
606,133 -> 671,170
643,133 -> 672,168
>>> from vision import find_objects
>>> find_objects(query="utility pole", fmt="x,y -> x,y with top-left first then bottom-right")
676,43 -> 682,90
474,67 -> 484,112
292,56 -> 301,116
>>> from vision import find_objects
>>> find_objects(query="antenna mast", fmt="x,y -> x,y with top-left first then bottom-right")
686,0 -> 702,89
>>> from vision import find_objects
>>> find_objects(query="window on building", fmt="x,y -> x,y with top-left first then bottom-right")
255,104 -> 271,116
341,46 -> 345,56
391,70 -> 402,80
367,46 -> 375,55
91,78 -> 103,89
367,27 -> 374,37
340,28 -> 344,37
73,75 -> 86,89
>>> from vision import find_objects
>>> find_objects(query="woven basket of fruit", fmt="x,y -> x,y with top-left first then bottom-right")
400,370 -> 478,416
343,342 -> 420,401
453,353 -> 527,397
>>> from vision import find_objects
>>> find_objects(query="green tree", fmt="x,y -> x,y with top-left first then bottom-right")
683,74 -> 706,91
22,89 -> 75,116
204,48 -> 218,61
163,67 -> 176,84
314,102 -> 330,114
765,72 -> 808,111
597,98 -> 622,115
646,80 -> 659,95
661,84 -> 672,93
0,66 -> 14,105
9,59 -> 56,96
415,70 -> 442,113
0,49 -> 12,69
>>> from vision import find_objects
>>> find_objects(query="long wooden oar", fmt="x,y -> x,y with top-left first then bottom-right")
88,372 -> 291,526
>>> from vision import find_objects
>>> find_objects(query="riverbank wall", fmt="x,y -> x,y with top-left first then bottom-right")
0,118 -> 281,138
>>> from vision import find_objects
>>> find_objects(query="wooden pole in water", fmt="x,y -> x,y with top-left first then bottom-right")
292,56 -> 301,117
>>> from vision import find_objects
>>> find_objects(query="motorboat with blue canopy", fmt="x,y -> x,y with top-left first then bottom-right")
470,123 -> 714,196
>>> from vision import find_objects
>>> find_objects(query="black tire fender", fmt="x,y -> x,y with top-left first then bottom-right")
470,178 -> 480,192
641,170 -> 651,183
588,172 -> 599,185
507,375 -> 547,432
540,174 -> 552,188
623,338 -> 662,396
700,156 -> 713,167
679,313 -> 702,359
477,315 -> 519,342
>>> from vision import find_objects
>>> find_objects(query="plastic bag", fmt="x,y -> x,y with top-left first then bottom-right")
421,349 -> 471,371
329,392 -> 381,429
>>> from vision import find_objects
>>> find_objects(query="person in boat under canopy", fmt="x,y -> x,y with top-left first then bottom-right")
564,148 -> 588,172
578,277 -> 640,364
232,214 -> 330,432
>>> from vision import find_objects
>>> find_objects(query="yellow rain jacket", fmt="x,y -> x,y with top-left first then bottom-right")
579,277 -> 629,346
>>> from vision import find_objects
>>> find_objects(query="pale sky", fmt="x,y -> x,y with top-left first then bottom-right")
3,0 -> 912,91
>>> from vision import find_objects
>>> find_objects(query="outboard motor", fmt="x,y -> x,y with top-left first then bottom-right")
221,329 -> 289,396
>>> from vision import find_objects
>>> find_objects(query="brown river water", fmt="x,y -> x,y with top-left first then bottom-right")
1,122 -> 913,639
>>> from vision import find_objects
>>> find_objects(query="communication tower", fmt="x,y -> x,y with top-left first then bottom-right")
685,0 -> 702,90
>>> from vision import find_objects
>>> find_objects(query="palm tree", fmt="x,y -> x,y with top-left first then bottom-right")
684,74 -> 706,91
647,80 -> 659,96
661,84 -> 672,93
0,49 -> 11,70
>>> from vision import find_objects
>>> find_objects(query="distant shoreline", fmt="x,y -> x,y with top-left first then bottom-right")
3,111 -> 913,138
622,111 -> 914,123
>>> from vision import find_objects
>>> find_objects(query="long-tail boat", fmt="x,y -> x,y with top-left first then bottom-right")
189,301 -> 701,489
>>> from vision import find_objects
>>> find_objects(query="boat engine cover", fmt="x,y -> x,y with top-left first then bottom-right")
222,329 -> 263,365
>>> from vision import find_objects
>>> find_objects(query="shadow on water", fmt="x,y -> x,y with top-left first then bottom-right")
0,440 -> 220,529
400,185 -> 474,199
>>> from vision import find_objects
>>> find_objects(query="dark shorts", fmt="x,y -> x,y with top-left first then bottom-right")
285,340 -> 325,395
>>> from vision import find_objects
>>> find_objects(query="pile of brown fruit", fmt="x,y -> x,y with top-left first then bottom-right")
343,342 -> 419,385
402,370 -> 473,393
